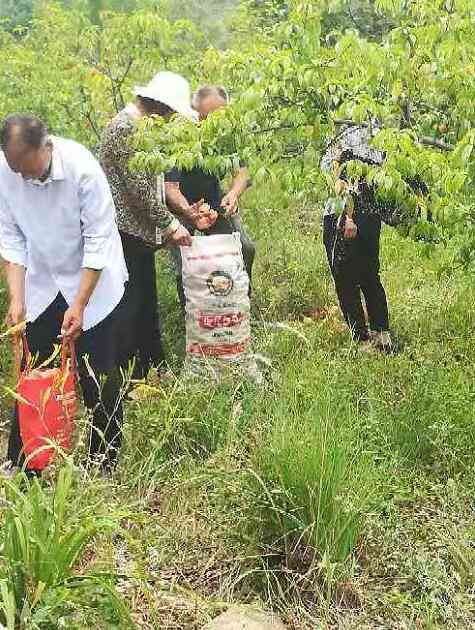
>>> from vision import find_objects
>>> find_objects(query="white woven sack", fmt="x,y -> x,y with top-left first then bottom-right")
181,233 -> 257,380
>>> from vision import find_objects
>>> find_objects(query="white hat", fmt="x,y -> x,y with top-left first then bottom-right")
134,71 -> 197,120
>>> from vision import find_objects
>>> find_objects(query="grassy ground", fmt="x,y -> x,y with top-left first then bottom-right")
1,185 -> 475,628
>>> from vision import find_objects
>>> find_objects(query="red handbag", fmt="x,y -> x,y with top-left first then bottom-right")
14,334 -> 78,471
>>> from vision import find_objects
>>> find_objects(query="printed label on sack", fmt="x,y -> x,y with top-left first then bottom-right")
185,251 -> 241,262
206,271 -> 234,296
187,339 -> 250,357
198,312 -> 244,329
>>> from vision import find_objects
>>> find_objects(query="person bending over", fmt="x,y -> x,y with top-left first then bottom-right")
99,71 -> 195,378
0,114 -> 128,475
165,85 -> 256,307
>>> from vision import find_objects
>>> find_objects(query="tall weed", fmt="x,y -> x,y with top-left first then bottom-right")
251,392 -> 375,567
0,467 -> 129,628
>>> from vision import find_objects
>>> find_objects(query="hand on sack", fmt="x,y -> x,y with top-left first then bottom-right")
169,224 -> 193,247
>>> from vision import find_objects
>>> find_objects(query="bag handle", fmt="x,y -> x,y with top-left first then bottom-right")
13,332 -> 31,382
60,338 -> 78,380
13,333 -> 21,382
14,333 -> 77,382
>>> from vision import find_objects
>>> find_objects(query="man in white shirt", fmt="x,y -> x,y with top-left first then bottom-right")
0,114 -> 128,474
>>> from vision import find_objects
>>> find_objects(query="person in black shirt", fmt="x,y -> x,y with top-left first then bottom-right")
321,123 -> 392,353
165,86 -> 256,306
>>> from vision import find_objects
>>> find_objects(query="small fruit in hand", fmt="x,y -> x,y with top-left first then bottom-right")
196,206 -> 218,230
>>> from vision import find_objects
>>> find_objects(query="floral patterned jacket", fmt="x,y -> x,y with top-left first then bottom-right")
98,105 -> 179,248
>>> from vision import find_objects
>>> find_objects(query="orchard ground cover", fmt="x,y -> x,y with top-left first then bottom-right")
1,182 -> 474,628
0,0 -> 475,627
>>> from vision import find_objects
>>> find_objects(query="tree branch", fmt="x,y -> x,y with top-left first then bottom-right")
95,57 -> 134,113
419,137 -> 454,151
252,123 -> 307,135
333,119 -> 455,151
400,96 -> 412,129
84,110 -> 101,142
333,118 -> 360,127
78,86 -> 101,141
114,57 -> 134,110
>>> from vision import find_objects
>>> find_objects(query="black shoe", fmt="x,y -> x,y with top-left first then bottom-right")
369,331 -> 401,355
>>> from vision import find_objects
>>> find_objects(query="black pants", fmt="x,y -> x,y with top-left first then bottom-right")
172,215 -> 256,307
7,294 -> 124,470
323,213 -> 389,341
118,232 -> 166,378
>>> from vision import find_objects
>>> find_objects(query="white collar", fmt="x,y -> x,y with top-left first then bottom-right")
50,138 -> 65,181
26,137 -> 64,187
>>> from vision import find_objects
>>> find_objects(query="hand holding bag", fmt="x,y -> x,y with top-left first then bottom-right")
14,334 -> 78,471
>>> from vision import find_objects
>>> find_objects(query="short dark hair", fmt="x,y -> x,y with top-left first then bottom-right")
136,96 -> 174,117
192,85 -> 229,108
0,114 -> 49,152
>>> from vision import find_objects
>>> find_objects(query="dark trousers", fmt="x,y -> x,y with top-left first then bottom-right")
323,213 -> 389,341
7,294 -> 124,470
172,215 -> 256,307
118,232 -> 166,378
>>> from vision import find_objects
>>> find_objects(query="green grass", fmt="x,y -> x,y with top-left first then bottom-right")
251,388 -> 376,566
0,467 -> 131,629
1,184 -> 475,627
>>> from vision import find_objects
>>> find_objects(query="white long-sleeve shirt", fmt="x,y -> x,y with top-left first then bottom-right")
0,136 -> 128,330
